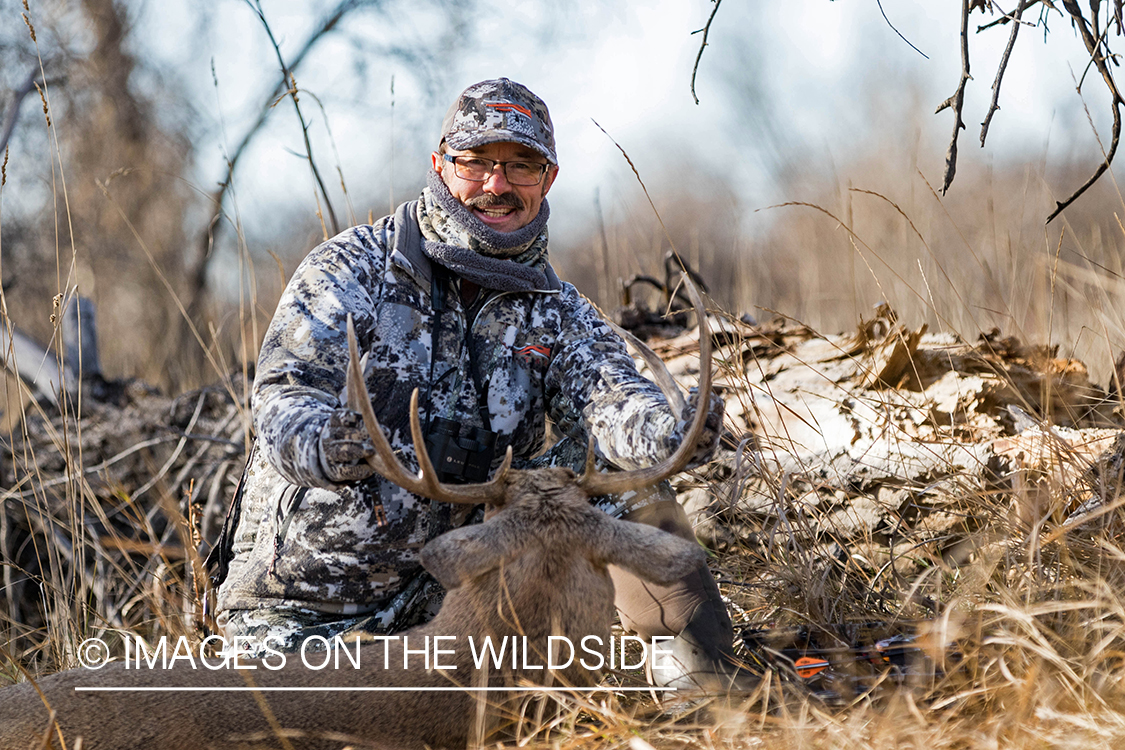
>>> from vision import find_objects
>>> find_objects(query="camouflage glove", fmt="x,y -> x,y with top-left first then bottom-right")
318,408 -> 377,483
672,388 -> 725,469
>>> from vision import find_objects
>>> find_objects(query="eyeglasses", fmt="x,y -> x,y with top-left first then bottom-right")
442,154 -> 550,186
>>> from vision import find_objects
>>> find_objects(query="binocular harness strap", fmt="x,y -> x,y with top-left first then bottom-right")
428,265 -> 493,433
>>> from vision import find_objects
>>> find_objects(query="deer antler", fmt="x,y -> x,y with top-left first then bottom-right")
605,319 -> 688,418
346,316 -> 512,505
578,273 -> 713,497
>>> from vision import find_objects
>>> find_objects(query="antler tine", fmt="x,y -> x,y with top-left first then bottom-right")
578,274 -> 713,497
606,319 -> 687,418
405,389 -> 514,505
346,316 -> 424,489
346,316 -> 511,506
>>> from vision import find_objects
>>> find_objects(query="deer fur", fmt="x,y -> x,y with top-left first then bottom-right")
0,473 -> 704,749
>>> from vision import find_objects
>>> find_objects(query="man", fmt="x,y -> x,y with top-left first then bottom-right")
214,78 -> 748,690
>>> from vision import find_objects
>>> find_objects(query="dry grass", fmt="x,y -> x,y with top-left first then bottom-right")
560,127 -> 1125,387
5,265 -> 1125,750
3,9 -> 1125,746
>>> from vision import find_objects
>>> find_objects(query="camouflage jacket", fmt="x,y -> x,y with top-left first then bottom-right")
217,201 -> 684,615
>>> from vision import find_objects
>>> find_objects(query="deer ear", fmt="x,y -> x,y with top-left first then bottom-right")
601,521 -> 706,586
420,518 -> 528,590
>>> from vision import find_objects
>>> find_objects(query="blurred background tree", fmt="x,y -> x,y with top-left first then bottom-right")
1,0 -> 192,386
0,0 -> 475,392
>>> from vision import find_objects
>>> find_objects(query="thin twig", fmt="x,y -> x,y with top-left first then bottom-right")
1046,95 -> 1120,223
875,0 -> 929,58
193,0 -> 373,311
690,0 -> 724,105
1076,20 -> 1114,92
937,0 -> 972,195
981,0 -> 1030,146
304,89 -> 357,227
246,0 -> 339,236
0,437 -> 178,501
1048,1 -> 1125,223
131,393 -> 208,501
977,0 -> 1042,31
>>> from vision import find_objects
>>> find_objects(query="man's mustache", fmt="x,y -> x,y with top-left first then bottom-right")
465,193 -> 524,211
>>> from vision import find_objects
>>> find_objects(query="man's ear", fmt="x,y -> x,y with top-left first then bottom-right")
430,151 -> 444,174
541,165 -> 559,196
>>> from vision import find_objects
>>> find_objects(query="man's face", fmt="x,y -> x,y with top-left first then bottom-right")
431,141 -> 558,234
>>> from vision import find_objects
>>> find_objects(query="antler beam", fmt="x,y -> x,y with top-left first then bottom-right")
346,316 -> 512,505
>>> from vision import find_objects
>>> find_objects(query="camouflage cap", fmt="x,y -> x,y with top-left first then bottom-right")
440,78 -> 557,165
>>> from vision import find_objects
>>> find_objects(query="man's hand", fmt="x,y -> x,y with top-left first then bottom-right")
319,408 -> 377,483
674,389 -> 725,469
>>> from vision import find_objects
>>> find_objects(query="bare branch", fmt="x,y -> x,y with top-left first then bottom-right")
1076,20 -> 1114,91
977,0 -> 1044,31
191,0 -> 376,314
0,70 -> 41,156
246,0 -> 339,237
690,0 -> 724,105
940,0 -> 973,194
1047,1 -> 1125,223
1046,88 -> 1121,223
875,0 -> 929,58
981,0 -> 1031,146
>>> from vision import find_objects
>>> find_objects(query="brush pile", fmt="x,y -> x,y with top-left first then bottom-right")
614,299 -> 1125,737
645,302 -> 1124,568
0,372 -> 249,669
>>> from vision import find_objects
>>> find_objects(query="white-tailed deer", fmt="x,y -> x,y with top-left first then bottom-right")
0,279 -> 715,750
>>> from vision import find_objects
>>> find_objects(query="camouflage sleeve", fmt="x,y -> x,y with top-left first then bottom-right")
251,223 -> 390,489
544,284 -> 681,471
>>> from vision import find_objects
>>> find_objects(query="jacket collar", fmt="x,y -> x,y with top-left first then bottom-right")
388,200 -> 562,293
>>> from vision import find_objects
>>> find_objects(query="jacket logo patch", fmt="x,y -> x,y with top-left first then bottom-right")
515,344 -> 551,370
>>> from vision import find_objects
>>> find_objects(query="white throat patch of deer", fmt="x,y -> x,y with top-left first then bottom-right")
0,277 -> 714,750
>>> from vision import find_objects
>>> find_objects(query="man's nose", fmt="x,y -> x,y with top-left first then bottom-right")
481,166 -> 511,193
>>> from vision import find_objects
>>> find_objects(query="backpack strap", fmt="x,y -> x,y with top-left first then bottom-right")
389,200 -> 434,287
204,448 -> 252,586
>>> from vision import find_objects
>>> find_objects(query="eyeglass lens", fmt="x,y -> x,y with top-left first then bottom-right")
453,157 -> 545,186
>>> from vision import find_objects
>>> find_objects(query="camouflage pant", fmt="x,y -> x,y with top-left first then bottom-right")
219,436 -> 674,657
217,574 -> 447,658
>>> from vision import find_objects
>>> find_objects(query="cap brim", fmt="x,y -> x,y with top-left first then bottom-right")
444,130 -> 557,165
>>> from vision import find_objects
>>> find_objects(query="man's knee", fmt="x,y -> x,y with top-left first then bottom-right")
620,497 -> 696,542
611,499 -> 731,642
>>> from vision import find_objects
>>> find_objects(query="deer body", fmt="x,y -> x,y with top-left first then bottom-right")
0,471 -> 704,749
